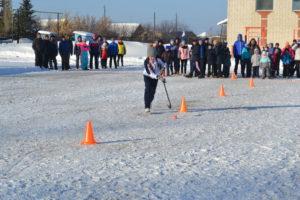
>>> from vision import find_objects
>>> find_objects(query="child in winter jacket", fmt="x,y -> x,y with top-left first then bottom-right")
101,42 -> 108,68
251,48 -> 261,78
162,46 -> 173,76
241,45 -> 252,78
206,42 -> 216,77
272,43 -> 281,77
223,43 -> 231,78
74,36 -> 82,69
178,41 -> 189,75
117,39 -> 126,67
79,39 -> 90,70
281,42 -> 295,78
260,51 -> 271,79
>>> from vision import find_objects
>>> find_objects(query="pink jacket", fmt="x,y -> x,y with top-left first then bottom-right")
179,46 -> 190,60
78,42 -> 89,52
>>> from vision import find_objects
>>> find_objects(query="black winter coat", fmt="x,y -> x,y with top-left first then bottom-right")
32,38 -> 44,54
191,44 -> 200,61
156,45 -> 165,59
207,45 -> 216,65
215,43 -> 225,65
48,41 -> 58,58
43,40 -> 51,56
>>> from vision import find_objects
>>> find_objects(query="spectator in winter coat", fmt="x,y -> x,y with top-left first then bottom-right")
162,46 -> 173,76
108,38 -> 118,68
267,43 -> 275,76
32,33 -> 44,68
42,35 -> 51,69
233,34 -> 246,75
207,42 -> 217,77
143,45 -> 166,113
241,45 -> 252,78
198,39 -> 206,78
215,41 -> 225,78
78,39 -> 90,70
293,42 -> 300,78
281,42 -> 295,78
117,39 -> 126,67
74,36 -> 82,70
48,35 -> 58,70
186,39 -> 201,78
223,42 -> 231,78
59,35 -> 73,70
170,40 -> 180,74
251,48 -> 261,78
273,43 -> 281,77
260,51 -> 271,79
89,34 -> 100,70
156,40 -> 165,60
101,42 -> 108,68
178,41 -> 189,75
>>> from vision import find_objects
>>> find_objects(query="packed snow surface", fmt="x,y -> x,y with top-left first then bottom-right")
0,42 -> 299,200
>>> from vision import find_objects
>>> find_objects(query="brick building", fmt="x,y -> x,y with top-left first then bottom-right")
227,0 -> 300,47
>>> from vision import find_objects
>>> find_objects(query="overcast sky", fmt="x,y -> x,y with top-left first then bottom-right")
12,0 -> 227,34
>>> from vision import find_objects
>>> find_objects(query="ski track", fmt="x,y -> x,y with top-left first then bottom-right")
0,42 -> 300,199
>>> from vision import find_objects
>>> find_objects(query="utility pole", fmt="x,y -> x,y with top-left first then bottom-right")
103,5 -> 106,18
153,12 -> 156,41
175,13 -> 178,33
57,13 -> 60,36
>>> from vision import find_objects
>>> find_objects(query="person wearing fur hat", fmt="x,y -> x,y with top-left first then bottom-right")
143,45 -> 166,113
281,42 -> 295,78
260,50 -> 271,79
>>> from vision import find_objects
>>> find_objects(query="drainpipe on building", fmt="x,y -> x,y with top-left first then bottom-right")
257,11 -> 272,46
294,11 -> 300,41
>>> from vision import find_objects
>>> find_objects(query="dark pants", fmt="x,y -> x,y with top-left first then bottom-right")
165,62 -> 173,76
189,59 -> 201,77
76,55 -> 80,69
216,63 -> 222,77
49,56 -> 57,70
199,59 -> 206,77
274,62 -> 280,76
283,64 -> 292,77
294,61 -> 300,78
109,56 -> 117,68
241,59 -> 252,77
234,56 -> 241,75
172,58 -> 180,74
181,59 -> 188,74
90,53 -> 99,69
61,54 -> 70,70
223,64 -> 230,78
43,54 -> 49,68
144,75 -> 158,109
35,52 -> 43,67
117,54 -> 124,66
101,59 -> 107,68
252,66 -> 259,78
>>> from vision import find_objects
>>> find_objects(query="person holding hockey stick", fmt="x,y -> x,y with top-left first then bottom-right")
143,45 -> 166,113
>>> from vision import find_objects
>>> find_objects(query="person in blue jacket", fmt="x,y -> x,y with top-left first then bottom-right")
59,35 -> 73,71
233,34 -> 246,76
108,38 -> 118,69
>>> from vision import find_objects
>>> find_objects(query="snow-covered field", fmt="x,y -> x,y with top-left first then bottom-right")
0,42 -> 300,200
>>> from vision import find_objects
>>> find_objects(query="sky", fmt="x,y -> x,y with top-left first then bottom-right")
12,0 -> 227,34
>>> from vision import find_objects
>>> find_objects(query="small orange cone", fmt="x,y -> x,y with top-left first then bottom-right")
219,84 -> 226,97
81,121 -> 97,145
231,73 -> 237,80
179,96 -> 187,113
249,78 -> 255,88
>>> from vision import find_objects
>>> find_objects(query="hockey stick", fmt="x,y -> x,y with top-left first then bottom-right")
162,81 -> 172,109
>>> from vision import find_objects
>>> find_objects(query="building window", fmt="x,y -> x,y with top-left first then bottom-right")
293,0 -> 300,11
256,0 -> 273,11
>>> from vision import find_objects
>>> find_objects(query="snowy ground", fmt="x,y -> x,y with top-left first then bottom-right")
0,42 -> 300,200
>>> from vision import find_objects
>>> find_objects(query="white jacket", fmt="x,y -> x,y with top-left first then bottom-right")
143,58 -> 165,79
294,47 -> 300,61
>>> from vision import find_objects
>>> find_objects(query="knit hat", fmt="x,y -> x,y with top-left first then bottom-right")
147,45 -> 156,57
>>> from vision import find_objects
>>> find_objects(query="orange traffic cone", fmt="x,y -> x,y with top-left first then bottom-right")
231,73 -> 237,80
81,121 -> 97,145
179,96 -> 187,113
219,84 -> 226,97
249,78 -> 255,88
